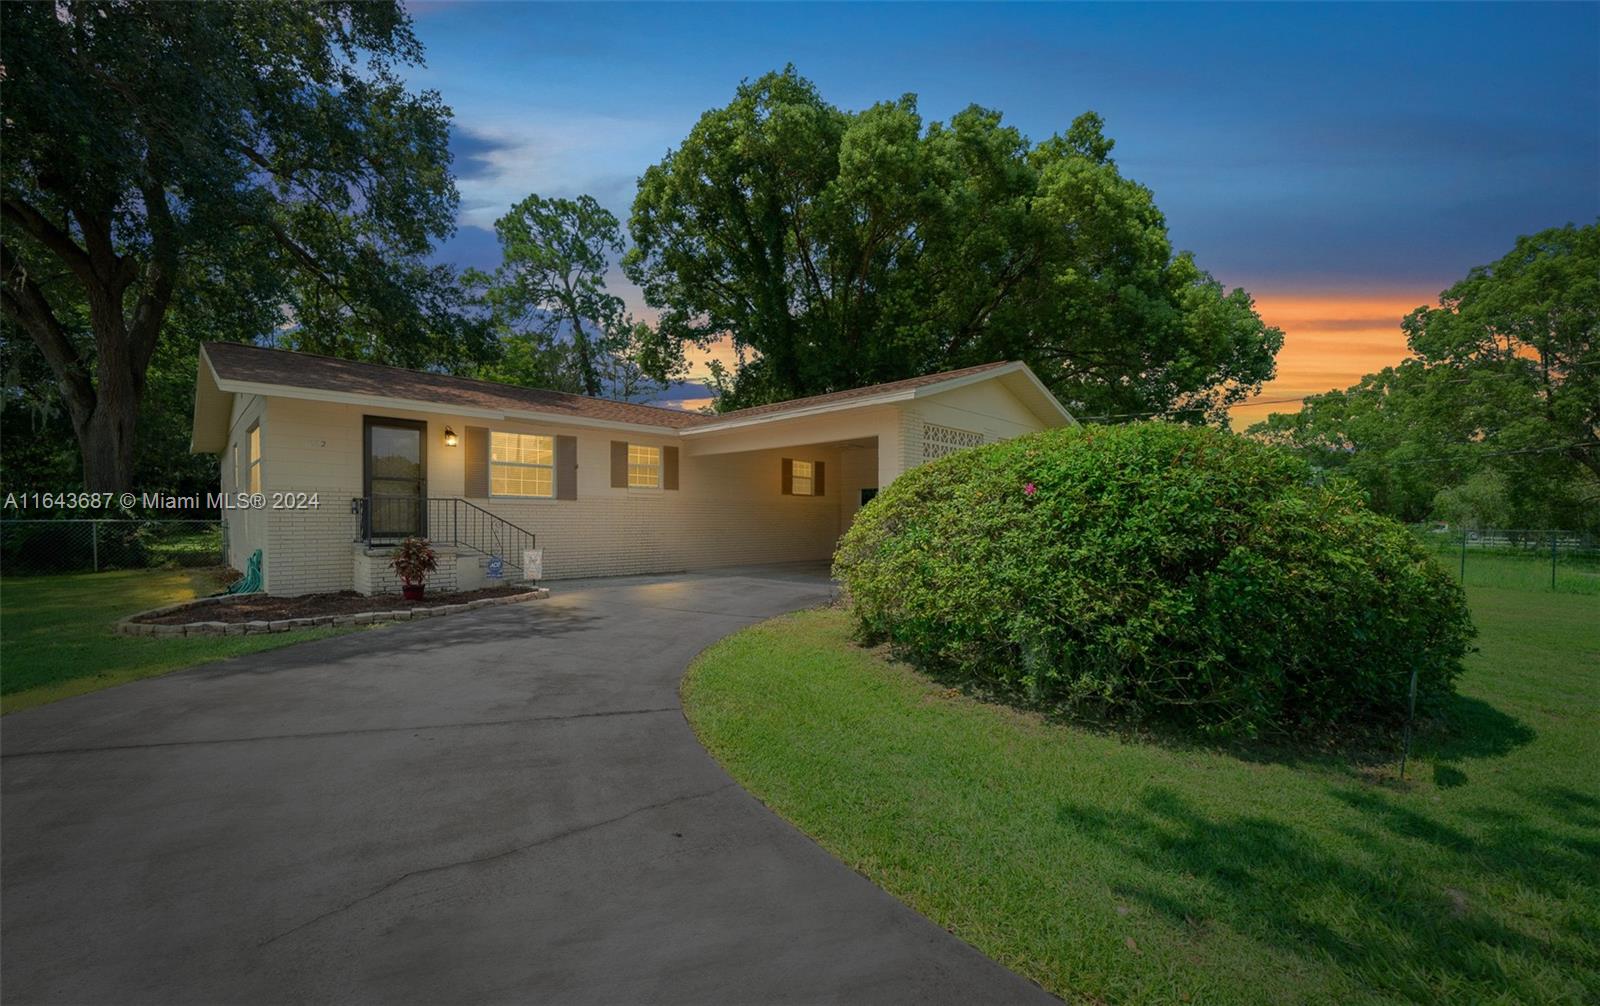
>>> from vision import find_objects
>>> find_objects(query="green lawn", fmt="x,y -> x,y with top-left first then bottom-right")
0,568 -> 350,713
683,586 -> 1600,1004
1412,536 -> 1600,595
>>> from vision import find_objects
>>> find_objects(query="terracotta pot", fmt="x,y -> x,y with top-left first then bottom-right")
402,583 -> 425,601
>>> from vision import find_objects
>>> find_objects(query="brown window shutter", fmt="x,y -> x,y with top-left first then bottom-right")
555,435 -> 578,499
813,460 -> 825,497
611,440 -> 628,488
663,446 -> 679,490
465,426 -> 490,497
781,457 -> 793,495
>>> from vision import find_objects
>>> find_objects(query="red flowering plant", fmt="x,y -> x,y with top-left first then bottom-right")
390,537 -> 438,598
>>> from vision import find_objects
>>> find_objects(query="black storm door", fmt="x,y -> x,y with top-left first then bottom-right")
364,417 -> 427,539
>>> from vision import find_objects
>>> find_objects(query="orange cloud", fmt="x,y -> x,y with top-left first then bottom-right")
681,334 -> 740,379
1228,289 -> 1434,427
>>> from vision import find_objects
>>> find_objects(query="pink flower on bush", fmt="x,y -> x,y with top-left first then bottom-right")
1023,482 -> 1037,497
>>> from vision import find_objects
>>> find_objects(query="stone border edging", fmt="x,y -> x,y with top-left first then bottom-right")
114,588 -> 551,638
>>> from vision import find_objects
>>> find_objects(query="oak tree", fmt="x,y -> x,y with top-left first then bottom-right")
1,1 -> 484,490
625,68 -> 1282,418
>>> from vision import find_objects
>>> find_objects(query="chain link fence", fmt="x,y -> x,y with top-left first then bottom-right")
0,519 -> 225,576
1408,524 -> 1600,594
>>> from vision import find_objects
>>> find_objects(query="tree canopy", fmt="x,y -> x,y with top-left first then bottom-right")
1250,223 -> 1599,530
469,193 -> 679,400
625,67 -> 1283,418
1,1 -> 487,490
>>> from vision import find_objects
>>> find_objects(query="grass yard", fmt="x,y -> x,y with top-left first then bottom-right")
683,585 -> 1600,1004
1,568 -> 350,714
1412,535 -> 1600,595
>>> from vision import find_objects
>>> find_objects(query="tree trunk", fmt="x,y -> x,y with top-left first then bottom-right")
73,376 -> 142,492
3,249 -> 161,492
5,182 -> 173,494
571,321 -> 602,397
1568,443 -> 1600,482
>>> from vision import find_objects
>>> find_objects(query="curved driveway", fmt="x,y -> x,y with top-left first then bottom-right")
2,566 -> 1053,1005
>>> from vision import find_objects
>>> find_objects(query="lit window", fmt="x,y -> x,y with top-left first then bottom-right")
628,444 -> 661,488
246,424 -> 261,494
792,459 -> 814,497
491,431 -> 554,497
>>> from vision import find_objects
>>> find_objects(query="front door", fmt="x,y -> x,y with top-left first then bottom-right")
364,417 -> 427,540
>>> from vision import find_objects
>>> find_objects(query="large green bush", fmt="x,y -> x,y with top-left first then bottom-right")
834,423 -> 1475,739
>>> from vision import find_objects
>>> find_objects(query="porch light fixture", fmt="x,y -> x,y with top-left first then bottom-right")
443,426 -> 458,447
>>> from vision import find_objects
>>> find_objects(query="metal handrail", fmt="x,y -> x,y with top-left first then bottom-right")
350,496 -> 537,572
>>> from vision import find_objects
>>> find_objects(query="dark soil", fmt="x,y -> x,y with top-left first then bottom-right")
137,585 -> 533,624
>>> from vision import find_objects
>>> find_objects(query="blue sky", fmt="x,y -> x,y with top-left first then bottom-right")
406,1 -> 1599,413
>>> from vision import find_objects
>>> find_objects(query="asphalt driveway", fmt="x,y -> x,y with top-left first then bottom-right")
2,566 -> 1054,1005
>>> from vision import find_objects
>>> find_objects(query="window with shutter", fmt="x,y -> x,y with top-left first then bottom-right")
783,458 -> 826,496
628,444 -> 661,488
490,432 -> 554,497
792,459 -> 814,497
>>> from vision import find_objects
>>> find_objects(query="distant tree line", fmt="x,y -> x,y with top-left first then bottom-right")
1250,224 -> 1599,532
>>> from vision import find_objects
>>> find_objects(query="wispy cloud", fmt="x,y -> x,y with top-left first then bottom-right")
446,112 -> 681,230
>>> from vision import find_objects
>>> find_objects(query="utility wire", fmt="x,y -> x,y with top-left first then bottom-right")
1383,442 -> 1600,466
1077,361 -> 1598,423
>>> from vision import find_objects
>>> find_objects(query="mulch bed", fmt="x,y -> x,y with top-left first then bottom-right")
136,585 -> 530,624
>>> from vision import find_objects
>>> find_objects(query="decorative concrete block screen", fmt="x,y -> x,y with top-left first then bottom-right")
922,423 -> 984,462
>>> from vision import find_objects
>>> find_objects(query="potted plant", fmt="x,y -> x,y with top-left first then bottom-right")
390,536 -> 438,600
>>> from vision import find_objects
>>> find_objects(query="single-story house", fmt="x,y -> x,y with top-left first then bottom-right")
190,342 -> 1076,595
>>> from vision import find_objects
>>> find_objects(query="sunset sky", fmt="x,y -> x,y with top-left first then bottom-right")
410,2 -> 1599,421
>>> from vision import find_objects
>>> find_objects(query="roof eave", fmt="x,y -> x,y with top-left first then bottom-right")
189,347 -> 233,453
1002,363 -> 1079,427
681,361 -> 1080,435
679,388 -> 920,436
207,377 -> 698,436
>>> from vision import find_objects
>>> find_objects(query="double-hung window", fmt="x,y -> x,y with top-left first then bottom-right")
791,459 -> 815,497
246,424 -> 262,494
628,444 -> 662,488
491,431 -> 554,497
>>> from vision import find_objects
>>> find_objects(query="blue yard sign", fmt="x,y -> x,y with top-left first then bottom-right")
486,555 -> 504,580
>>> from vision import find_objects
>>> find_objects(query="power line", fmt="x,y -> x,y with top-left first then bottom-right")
1077,362 -> 1598,423
1381,442 -> 1600,467
1079,397 -> 1306,421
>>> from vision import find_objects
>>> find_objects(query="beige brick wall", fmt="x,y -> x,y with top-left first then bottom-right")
221,394 -> 267,576
231,376 -> 1060,596
252,396 -> 844,595
353,544 -> 461,596
836,444 -> 879,532
892,381 -> 1052,475
914,381 -> 1050,447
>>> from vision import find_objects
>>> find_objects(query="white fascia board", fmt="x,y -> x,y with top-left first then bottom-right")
913,359 -> 1074,427
189,347 -> 233,453
1005,364 -> 1079,426
207,377 -> 691,437
679,389 -> 920,436
683,362 -> 1061,437
906,361 -> 1028,400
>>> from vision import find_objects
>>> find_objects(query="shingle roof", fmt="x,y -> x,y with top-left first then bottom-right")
700,361 -> 1017,424
203,342 -> 717,430
202,342 -> 1020,431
